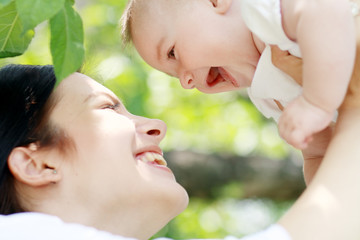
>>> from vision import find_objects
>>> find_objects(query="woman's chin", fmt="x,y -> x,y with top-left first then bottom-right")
160,183 -> 189,220
170,185 -> 189,217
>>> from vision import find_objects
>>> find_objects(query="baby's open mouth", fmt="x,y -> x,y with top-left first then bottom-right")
206,67 -> 239,87
206,67 -> 225,87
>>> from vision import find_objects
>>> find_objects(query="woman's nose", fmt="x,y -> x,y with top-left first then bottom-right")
136,117 -> 167,142
180,72 -> 195,89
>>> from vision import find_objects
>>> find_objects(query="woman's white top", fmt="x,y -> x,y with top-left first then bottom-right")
240,0 -> 302,122
0,212 -> 291,240
0,212 -> 133,240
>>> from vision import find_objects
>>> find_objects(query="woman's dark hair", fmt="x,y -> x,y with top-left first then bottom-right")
0,64 -> 57,214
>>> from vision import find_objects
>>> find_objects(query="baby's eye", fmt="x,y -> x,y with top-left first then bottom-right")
167,47 -> 176,59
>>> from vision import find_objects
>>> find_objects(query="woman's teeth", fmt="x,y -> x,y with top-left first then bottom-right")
137,152 -> 167,166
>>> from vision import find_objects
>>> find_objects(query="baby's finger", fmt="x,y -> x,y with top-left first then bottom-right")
290,128 -> 308,150
278,119 -> 296,148
277,116 -> 288,141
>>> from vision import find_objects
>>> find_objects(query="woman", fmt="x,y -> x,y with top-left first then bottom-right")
0,63 -> 359,240
0,64 -> 188,239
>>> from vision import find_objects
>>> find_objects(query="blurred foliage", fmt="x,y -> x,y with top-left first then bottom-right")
0,0 -> 84,82
0,0 -> 299,238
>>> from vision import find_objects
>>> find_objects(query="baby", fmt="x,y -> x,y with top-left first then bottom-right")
120,0 -> 359,149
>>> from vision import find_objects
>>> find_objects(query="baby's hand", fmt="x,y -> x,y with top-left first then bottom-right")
278,95 -> 334,150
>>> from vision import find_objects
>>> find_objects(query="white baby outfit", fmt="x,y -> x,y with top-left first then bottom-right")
241,0 -> 302,122
241,0 -> 359,122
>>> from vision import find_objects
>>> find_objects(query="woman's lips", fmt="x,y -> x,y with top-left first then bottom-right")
206,67 -> 239,88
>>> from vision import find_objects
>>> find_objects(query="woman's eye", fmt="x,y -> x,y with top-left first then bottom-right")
104,103 -> 120,111
167,47 -> 176,59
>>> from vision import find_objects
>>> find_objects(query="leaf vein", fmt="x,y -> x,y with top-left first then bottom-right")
0,13 -> 18,51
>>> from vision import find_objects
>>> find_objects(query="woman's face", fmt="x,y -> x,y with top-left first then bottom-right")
50,73 -> 188,231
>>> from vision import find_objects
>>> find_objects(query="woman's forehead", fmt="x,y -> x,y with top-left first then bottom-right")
56,73 -> 109,101
53,72 -> 123,118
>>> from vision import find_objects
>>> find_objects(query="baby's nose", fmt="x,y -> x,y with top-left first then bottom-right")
180,73 -> 195,89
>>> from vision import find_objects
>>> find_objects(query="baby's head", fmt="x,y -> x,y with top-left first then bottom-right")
121,0 -> 261,94
121,0 -> 189,49
120,0 -> 143,47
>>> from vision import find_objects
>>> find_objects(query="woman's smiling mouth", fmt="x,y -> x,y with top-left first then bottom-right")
136,152 -> 167,166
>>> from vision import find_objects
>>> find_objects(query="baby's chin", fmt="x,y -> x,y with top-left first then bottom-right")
197,85 -> 240,94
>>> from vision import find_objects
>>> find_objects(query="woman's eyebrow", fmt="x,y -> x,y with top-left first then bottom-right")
83,92 -> 122,104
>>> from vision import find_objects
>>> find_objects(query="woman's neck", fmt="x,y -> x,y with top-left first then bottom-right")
35,195 -> 172,240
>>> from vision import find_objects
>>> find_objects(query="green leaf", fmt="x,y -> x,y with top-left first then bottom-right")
0,2 -> 34,58
0,0 -> 12,9
50,0 -> 84,85
16,0 -> 66,33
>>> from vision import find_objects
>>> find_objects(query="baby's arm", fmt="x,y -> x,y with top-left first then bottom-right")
271,46 -> 333,185
278,0 -> 356,149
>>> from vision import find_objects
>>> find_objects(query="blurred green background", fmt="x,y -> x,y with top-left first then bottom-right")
0,0 -> 305,239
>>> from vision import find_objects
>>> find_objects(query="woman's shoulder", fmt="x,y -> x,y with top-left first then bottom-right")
0,212 -> 135,240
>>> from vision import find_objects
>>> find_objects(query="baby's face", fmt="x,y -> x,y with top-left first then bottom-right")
131,0 -> 262,93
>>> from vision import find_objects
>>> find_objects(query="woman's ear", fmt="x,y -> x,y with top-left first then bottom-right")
7,144 -> 61,186
209,0 -> 232,14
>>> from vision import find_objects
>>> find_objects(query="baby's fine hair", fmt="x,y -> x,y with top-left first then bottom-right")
120,0 -> 173,46
120,0 -> 137,46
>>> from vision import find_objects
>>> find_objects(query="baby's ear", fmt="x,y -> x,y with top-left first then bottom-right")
209,0 -> 232,14
7,144 -> 61,186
